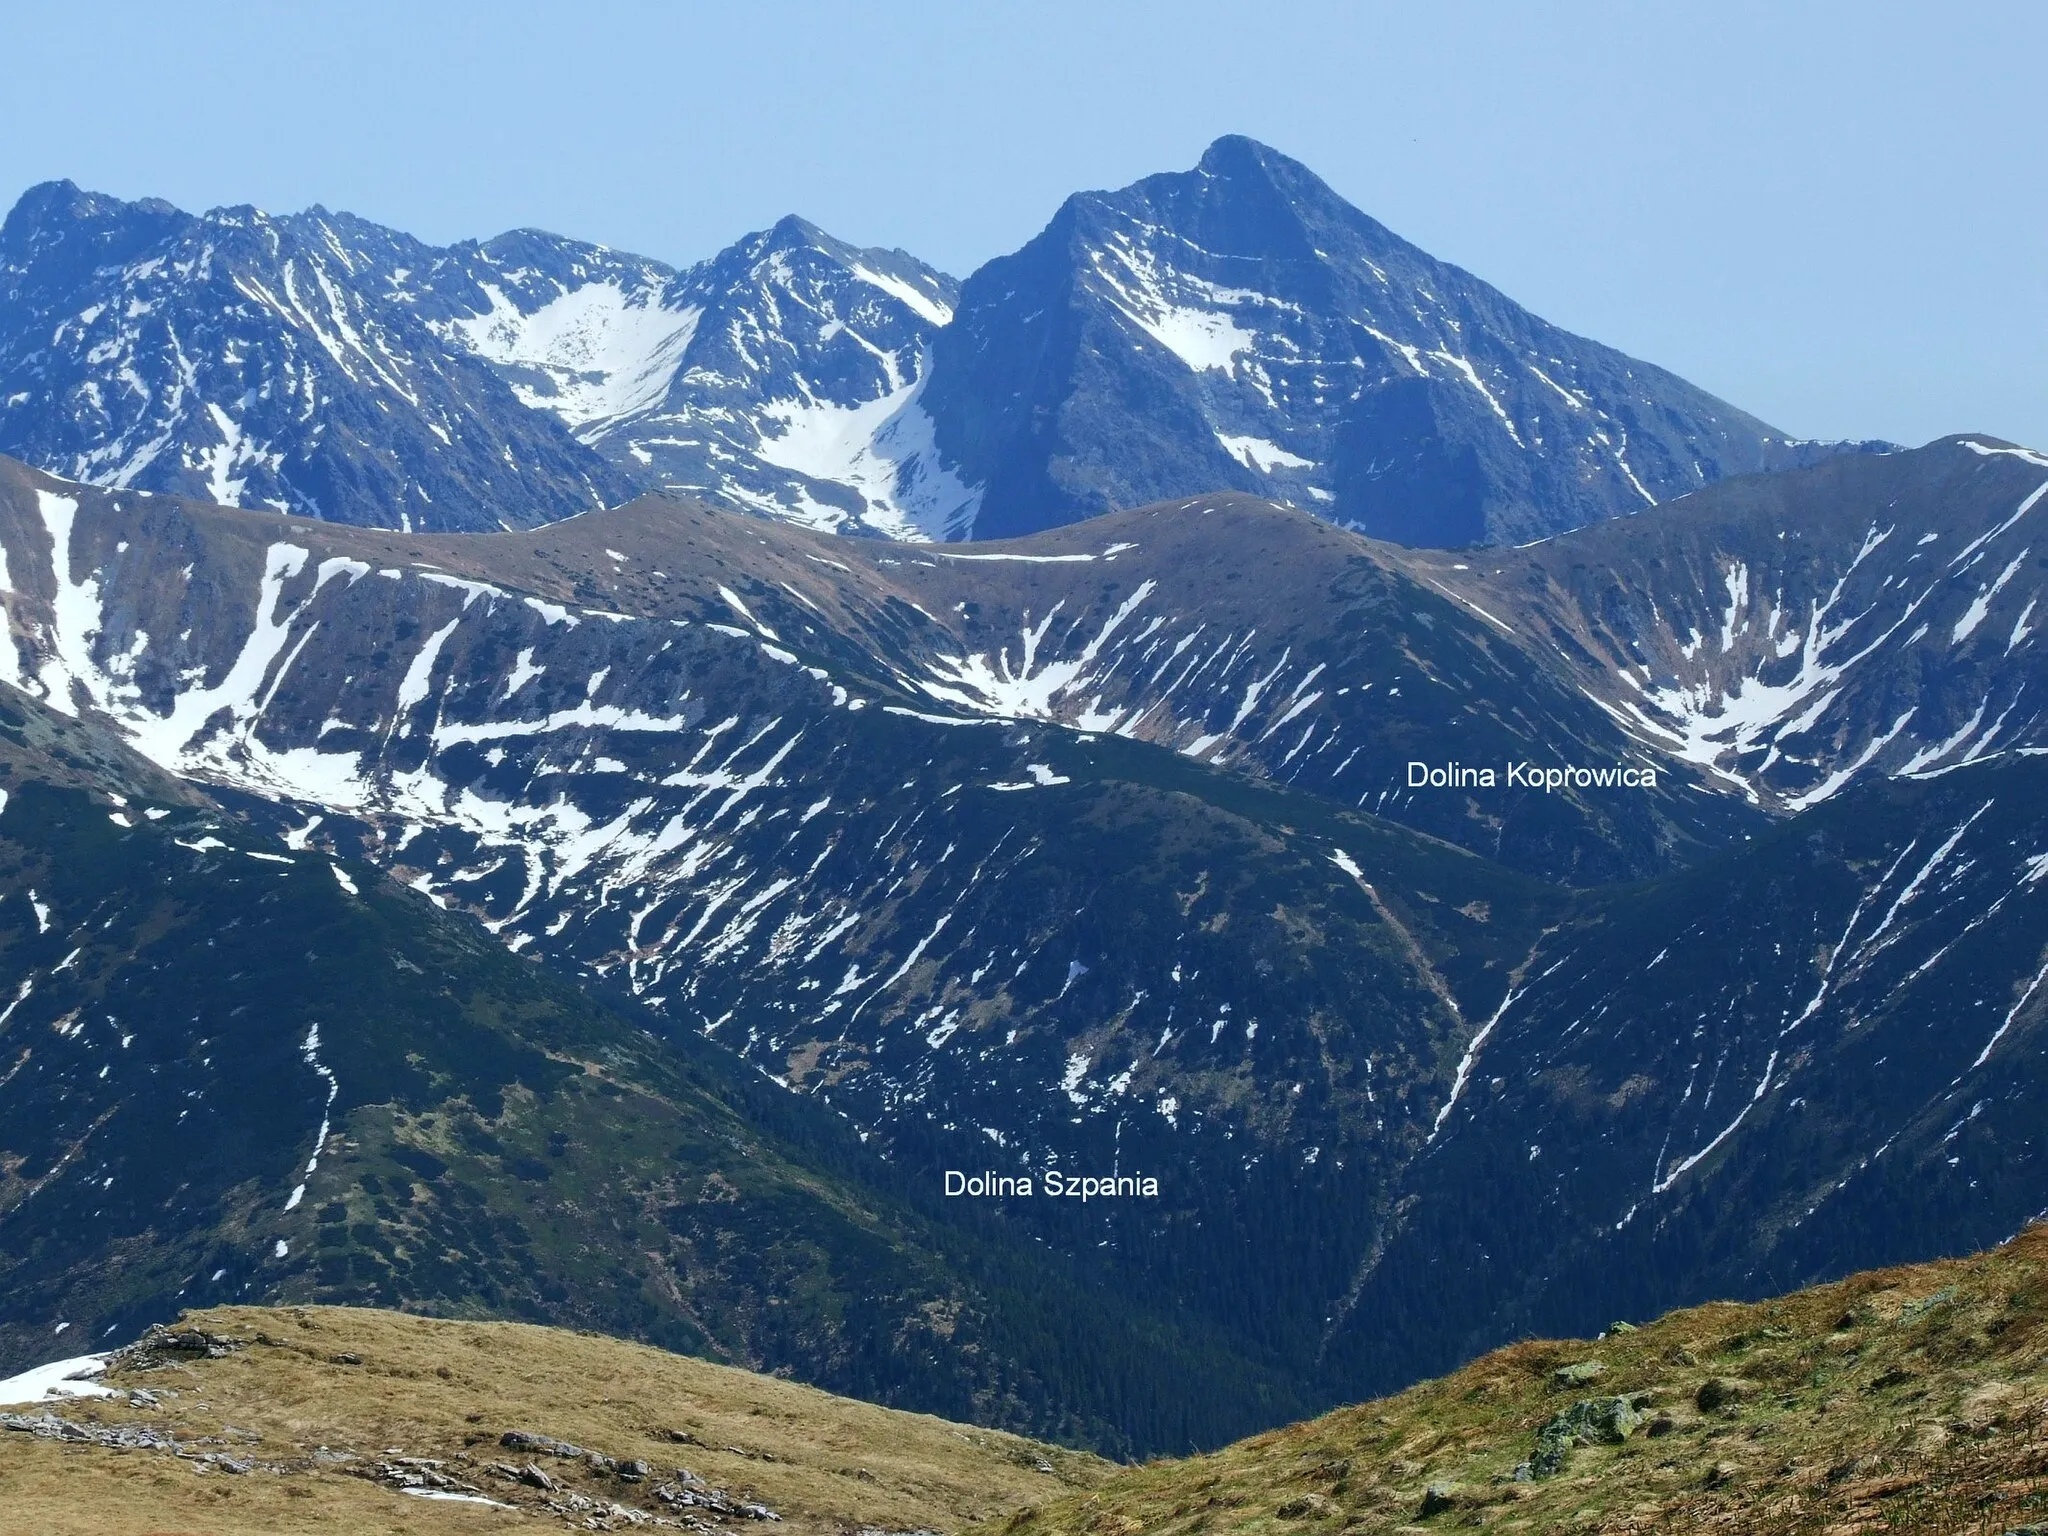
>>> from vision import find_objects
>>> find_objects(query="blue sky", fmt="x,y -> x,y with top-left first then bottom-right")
1,0 -> 2040,449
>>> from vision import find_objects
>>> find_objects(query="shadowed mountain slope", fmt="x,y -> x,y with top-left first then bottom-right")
2,438 -> 2046,1446
1323,752 -> 2048,1397
0,691 -> 1312,1455
920,136 -> 1877,545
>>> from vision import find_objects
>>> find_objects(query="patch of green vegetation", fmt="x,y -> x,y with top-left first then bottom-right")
982,1223 -> 2048,1535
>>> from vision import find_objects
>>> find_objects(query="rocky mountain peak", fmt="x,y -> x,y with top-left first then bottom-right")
1174,133 -> 1347,250
922,140 -> 1883,544
0,180 -> 192,292
760,211 -> 834,251
0,181 -> 637,531
0,152 -> 1880,548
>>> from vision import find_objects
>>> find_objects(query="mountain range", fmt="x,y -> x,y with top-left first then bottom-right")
0,139 -> 1879,545
1,426 -> 2044,1447
0,137 -> 2040,1479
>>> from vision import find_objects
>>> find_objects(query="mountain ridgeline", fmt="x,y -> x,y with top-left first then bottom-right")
0,140 -> 1878,545
920,135 -> 1864,544
0,424 -> 2045,1452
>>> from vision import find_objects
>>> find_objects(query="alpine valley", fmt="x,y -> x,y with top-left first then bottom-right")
0,138 -> 2042,1509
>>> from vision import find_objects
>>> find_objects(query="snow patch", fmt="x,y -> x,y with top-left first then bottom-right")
443,281 -> 700,432
1217,434 -> 1313,473
0,1354 -> 112,1407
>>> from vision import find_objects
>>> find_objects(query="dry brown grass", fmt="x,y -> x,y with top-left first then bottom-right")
0,1303 -> 1107,1536
12,1227 -> 2048,1536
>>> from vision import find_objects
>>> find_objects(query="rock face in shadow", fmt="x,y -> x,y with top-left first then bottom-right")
919,136 -> 1878,545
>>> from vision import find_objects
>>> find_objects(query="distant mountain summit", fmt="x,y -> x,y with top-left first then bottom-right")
0,185 -> 958,535
0,144 -> 1881,542
406,214 -> 965,536
921,136 -> 1878,544
0,180 -> 640,531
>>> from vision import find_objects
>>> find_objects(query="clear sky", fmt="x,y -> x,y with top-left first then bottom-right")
1,0 -> 2040,449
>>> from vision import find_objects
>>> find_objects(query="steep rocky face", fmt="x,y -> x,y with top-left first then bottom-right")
1405,436 -> 2048,810
591,218 -> 963,536
0,183 -> 959,537
0,181 -> 639,531
414,217 -> 965,536
919,136 -> 1874,545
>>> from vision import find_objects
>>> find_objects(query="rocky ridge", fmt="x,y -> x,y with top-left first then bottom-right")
0,140 -> 1880,545
0,183 -> 956,536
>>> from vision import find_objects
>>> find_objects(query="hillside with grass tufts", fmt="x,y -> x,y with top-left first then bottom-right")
5,1230 -> 2045,1534
984,1223 -> 2048,1536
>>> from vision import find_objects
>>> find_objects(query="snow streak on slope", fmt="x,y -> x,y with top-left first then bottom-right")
1421,442 -> 2048,812
0,479 -> 1484,1216
1406,758 -> 2048,1312
0,193 -> 634,531
436,223 -> 975,538
0,184 -> 968,536
751,362 -> 982,540
894,503 -> 1646,822
1606,526 -> 1930,800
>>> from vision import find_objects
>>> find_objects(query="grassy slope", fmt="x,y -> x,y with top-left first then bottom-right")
0,1302 -> 1108,1536
981,1224 -> 2048,1536
6,1231 -> 2044,1535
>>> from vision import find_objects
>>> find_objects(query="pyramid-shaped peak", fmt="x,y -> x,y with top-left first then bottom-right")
1195,135 -> 1331,191
1196,134 -> 1288,174
1050,136 -> 1373,260
1055,135 -> 1362,267
763,213 -> 832,251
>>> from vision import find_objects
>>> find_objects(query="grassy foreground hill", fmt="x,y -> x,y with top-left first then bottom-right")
6,1229 -> 2045,1534
988,1224 -> 2048,1536
0,1302 -> 1106,1534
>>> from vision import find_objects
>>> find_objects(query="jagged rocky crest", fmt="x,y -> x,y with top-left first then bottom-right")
0,183 -> 958,536
0,181 -> 640,531
0,141 -> 1882,544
